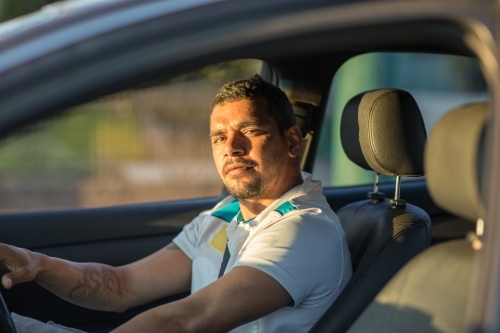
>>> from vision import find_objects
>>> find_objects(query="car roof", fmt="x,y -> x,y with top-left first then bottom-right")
0,0 -> 221,40
0,0 -> 224,73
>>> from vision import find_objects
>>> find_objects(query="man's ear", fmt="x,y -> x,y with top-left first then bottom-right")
285,125 -> 302,158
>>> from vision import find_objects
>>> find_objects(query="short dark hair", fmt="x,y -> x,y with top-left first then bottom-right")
212,74 -> 296,133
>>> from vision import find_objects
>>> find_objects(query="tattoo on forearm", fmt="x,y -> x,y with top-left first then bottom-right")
68,266 -> 123,306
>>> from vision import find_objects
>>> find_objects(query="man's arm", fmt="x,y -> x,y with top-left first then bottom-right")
0,242 -> 192,312
111,265 -> 293,333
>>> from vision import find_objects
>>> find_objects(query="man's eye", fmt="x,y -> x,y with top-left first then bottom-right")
244,129 -> 261,135
213,137 -> 225,144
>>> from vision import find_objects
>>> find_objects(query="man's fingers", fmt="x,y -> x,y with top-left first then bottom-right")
0,245 -> 39,289
2,267 -> 33,289
2,274 -> 13,289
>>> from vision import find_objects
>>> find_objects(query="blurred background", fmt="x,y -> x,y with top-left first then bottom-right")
0,0 -> 59,22
0,59 -> 261,210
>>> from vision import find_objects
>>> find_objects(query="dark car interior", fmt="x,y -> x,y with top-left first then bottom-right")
0,1 -> 491,332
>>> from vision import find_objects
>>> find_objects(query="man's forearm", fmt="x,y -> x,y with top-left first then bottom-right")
110,266 -> 293,333
1,242 -> 192,313
34,255 -> 128,312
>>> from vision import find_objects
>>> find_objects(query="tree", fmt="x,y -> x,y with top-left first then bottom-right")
1,0 -> 60,22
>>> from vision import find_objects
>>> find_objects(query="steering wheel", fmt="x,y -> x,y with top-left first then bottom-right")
0,290 -> 16,333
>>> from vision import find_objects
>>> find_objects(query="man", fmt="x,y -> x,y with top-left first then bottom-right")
0,75 -> 352,333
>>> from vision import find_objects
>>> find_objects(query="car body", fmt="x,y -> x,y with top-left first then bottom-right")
0,0 -> 498,332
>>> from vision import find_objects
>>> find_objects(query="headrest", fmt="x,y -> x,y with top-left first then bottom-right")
341,89 -> 427,176
292,102 -> 314,137
425,102 -> 487,222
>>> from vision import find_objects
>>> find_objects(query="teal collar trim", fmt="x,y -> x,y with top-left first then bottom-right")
213,199 -> 296,224
211,199 -> 240,222
236,210 -> 255,224
274,200 -> 297,216
236,210 -> 244,223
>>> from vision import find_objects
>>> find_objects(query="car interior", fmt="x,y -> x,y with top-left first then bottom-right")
0,1 -> 492,332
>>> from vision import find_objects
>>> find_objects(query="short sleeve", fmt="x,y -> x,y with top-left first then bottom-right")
173,213 -> 206,260
173,196 -> 238,260
233,211 -> 348,307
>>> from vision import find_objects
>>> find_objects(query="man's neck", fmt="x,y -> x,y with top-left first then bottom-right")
238,173 -> 303,220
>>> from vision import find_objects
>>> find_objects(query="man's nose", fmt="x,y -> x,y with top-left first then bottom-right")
225,133 -> 246,156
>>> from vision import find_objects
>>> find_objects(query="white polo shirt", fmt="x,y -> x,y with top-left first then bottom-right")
173,172 -> 352,333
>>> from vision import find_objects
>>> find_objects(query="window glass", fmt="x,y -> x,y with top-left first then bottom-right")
0,59 -> 262,211
313,52 -> 487,187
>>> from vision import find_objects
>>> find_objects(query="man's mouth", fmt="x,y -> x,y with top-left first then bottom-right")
224,161 -> 256,176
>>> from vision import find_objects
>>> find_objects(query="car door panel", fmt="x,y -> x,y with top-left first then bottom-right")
0,198 -> 218,249
0,197 -> 218,331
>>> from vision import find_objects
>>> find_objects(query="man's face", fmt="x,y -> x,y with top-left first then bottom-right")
210,97 -> 291,200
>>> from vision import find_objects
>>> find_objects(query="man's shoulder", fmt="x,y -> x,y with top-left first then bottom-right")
276,184 -> 345,235
289,186 -> 333,215
260,194 -> 340,235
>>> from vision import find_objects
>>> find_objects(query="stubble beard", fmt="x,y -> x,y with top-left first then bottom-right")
224,174 -> 265,199
220,141 -> 287,200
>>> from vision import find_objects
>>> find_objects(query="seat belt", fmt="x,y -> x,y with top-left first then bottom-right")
218,242 -> 231,278
218,213 -> 255,278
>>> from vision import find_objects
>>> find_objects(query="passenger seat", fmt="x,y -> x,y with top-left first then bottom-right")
310,89 -> 431,333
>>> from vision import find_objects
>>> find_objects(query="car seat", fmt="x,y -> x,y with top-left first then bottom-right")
309,89 -> 432,333
346,101 -> 487,333
292,101 -> 315,170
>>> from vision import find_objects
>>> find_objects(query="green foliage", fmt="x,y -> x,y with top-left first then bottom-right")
1,0 -> 60,22
0,107 -> 99,179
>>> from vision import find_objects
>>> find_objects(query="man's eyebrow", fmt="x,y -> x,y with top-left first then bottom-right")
209,129 -> 224,138
239,120 -> 262,128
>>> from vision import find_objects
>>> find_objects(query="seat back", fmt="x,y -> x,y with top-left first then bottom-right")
309,89 -> 431,333
347,102 -> 487,333
292,101 -> 315,169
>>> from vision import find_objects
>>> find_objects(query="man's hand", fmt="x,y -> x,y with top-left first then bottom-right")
0,242 -> 193,313
0,243 -> 42,289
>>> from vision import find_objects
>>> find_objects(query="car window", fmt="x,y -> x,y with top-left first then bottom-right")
0,59 -> 262,211
313,52 -> 488,187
